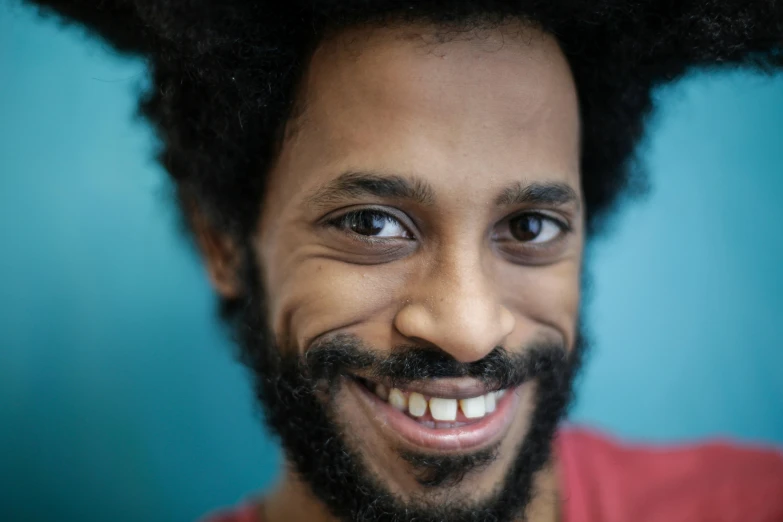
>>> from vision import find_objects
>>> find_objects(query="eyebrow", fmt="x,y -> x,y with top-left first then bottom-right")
305,171 -> 579,210
305,171 -> 436,210
495,181 -> 580,209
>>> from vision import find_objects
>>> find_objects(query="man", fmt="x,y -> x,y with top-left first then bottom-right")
25,1 -> 783,521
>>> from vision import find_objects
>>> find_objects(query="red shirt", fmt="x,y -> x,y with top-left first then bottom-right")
205,426 -> 783,522
557,427 -> 783,522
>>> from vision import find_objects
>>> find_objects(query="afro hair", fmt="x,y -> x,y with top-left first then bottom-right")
22,0 -> 783,242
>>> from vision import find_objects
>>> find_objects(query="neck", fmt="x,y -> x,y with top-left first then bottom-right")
263,461 -> 560,522
524,462 -> 561,522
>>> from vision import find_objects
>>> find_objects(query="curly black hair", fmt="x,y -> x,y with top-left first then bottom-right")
23,0 -> 783,243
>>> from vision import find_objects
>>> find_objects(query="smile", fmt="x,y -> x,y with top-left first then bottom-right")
349,375 -> 524,451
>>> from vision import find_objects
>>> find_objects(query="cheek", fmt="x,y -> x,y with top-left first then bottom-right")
267,258 -> 408,354
500,260 -> 581,347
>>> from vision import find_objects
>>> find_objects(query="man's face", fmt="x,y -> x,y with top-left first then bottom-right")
242,22 -> 582,520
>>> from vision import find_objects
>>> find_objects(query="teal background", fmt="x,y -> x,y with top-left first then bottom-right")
1,4 -> 782,522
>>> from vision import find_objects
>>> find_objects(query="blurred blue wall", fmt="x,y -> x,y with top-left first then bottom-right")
1,4 -> 782,522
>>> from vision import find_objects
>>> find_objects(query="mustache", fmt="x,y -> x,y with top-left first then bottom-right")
300,333 -> 570,391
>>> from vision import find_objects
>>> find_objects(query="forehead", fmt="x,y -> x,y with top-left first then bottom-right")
268,22 -> 580,207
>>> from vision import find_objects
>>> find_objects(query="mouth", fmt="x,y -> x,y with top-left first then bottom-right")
348,374 -> 523,452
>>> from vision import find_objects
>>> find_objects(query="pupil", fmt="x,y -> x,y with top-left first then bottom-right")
510,215 -> 541,241
352,211 -> 384,235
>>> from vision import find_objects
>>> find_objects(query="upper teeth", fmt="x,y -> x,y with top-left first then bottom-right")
459,395 -> 486,418
374,384 -> 506,422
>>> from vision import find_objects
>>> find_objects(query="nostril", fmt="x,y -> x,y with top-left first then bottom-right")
403,336 -> 439,350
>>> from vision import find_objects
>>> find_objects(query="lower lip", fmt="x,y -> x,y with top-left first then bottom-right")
349,379 -> 523,452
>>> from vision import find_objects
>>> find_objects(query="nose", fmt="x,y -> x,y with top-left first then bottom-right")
393,252 -> 515,363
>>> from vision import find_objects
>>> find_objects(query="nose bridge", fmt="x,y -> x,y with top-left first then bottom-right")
394,245 -> 515,363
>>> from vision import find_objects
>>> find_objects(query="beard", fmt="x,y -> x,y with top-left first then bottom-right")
228,261 -> 584,522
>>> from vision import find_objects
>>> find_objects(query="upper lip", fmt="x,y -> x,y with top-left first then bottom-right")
352,374 -> 500,399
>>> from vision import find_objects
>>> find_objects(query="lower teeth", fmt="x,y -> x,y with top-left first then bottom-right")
416,420 -> 470,429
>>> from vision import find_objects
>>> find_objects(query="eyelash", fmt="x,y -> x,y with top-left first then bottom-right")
504,211 -> 571,242
326,208 -> 570,244
325,209 -> 414,240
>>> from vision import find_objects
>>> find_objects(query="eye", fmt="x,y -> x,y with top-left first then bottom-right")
506,213 -> 564,244
328,209 -> 412,239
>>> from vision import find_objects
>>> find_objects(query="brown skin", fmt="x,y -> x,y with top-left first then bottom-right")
202,21 -> 582,522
